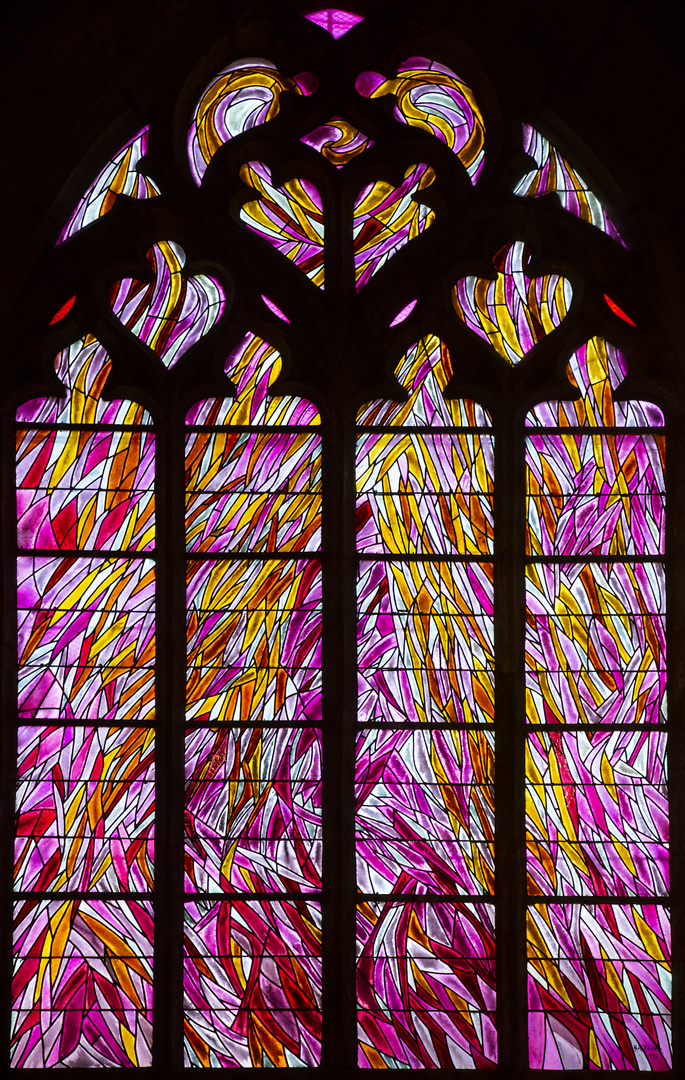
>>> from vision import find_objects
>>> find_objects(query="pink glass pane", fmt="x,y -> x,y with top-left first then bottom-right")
17,429 -> 155,552
262,294 -> 290,321
15,726 -> 154,892
357,901 -> 496,1067
357,559 -> 494,724
184,899 -> 322,1066
304,8 -> 364,37
12,899 -> 153,1067
185,727 -> 321,893
526,730 -> 668,897
356,729 -> 494,895
186,558 -> 321,724
528,904 -> 670,1069
17,556 -> 155,722
389,299 -> 417,326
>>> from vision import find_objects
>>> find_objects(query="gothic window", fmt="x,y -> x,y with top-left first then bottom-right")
2,6 -> 673,1074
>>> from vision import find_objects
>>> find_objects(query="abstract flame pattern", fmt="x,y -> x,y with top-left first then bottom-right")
526,730 -> 668,897
110,241 -> 225,368
58,128 -> 159,244
188,59 -> 306,184
17,428 -> 155,552
356,729 -> 494,895
353,163 -> 435,289
184,727 -> 321,893
528,904 -> 670,1069
301,116 -> 373,167
15,726 -> 155,893
525,338 -> 668,1068
184,899 -> 322,1066
515,124 -> 625,246
357,901 -> 496,1067
240,162 -> 325,287
13,349 -> 156,1065
12,899 -> 154,1067
184,333 -> 322,1063
356,336 -> 496,1064
527,336 -> 664,428
452,241 -> 572,365
356,57 -> 485,183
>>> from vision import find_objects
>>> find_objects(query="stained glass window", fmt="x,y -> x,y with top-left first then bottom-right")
3,7 -> 673,1075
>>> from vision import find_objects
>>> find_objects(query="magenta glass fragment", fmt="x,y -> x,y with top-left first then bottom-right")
355,70 -> 386,97
304,8 -> 364,37
291,71 -> 319,95
389,299 -> 417,325
262,294 -> 290,321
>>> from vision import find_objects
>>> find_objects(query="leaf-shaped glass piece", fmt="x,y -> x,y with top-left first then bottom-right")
301,117 -> 372,167
58,128 -> 159,244
357,57 -> 485,183
452,241 -> 572,366
240,162 -> 325,288
515,125 -> 625,245
188,59 -> 316,185
110,242 -> 225,369
353,164 -> 435,289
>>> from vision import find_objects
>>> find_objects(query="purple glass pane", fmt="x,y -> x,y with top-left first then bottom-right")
186,332 -> 320,426
17,557 -> 155,722
358,559 -> 494,724
526,434 -> 665,557
356,729 -> 494,894
184,899 -> 322,1066
526,730 -> 667,897
357,901 -> 496,1067
17,429 -> 155,552
528,904 -> 670,1069
304,8 -> 364,37
15,726 -> 154,893
110,242 -> 224,369
16,337 -> 152,426
356,432 -> 494,555
526,562 -> 665,725
186,558 -> 321,724
185,727 -> 321,892
12,899 -> 153,1067
354,164 -> 435,289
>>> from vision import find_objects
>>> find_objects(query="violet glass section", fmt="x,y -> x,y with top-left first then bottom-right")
353,164 -> 435,289
15,726 -> 154,893
356,432 -> 494,556
184,899 -> 322,1066
526,338 -> 664,428
304,8 -> 364,37
186,558 -> 321,725
240,162 -> 325,287
515,124 -> 625,246
358,559 -> 494,724
17,556 -> 156,722
58,128 -> 159,244
526,433 -> 665,557
526,729 -> 668,897
452,241 -> 572,366
356,58 -> 485,183
16,429 -> 155,551
357,901 -> 496,1067
185,727 -> 321,892
356,729 -> 494,895
185,431 -> 321,553
528,904 -> 670,1070
186,332 -> 320,427
110,241 -> 224,369
11,898 -> 154,1067
525,562 -> 665,726
16,337 -> 152,426
188,60 -> 306,185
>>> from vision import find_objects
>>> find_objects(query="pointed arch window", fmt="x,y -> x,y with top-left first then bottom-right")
3,6 -> 672,1074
